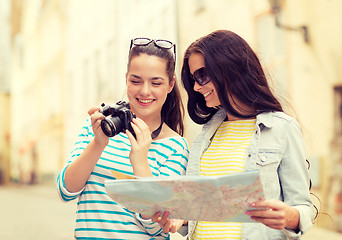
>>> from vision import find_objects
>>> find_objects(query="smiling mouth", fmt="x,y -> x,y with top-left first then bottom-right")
203,90 -> 213,98
138,98 -> 154,104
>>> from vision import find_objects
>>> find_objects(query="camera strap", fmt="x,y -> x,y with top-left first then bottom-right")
151,121 -> 164,139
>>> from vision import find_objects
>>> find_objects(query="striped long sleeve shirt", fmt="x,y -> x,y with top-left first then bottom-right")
57,118 -> 189,240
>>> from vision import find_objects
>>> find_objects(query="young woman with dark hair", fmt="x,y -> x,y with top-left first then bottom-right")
57,38 -> 189,239
154,30 -> 315,240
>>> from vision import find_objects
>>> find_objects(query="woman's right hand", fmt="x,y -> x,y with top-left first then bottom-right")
88,107 -> 109,147
64,107 -> 109,192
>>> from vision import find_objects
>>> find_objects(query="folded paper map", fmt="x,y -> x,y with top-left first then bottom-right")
105,170 -> 264,222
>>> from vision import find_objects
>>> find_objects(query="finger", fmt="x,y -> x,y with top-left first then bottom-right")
132,117 -> 148,128
158,212 -> 170,227
126,129 -> 136,144
170,219 -> 178,233
91,112 -> 105,127
88,107 -> 101,116
252,217 -> 285,230
247,208 -> 279,219
163,219 -> 173,233
130,122 -> 141,140
251,200 -> 282,211
265,224 -> 285,230
132,118 -> 151,136
151,212 -> 162,222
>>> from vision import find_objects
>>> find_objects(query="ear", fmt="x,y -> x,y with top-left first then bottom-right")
168,76 -> 176,93
125,72 -> 128,85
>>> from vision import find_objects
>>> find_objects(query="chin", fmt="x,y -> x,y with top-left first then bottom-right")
206,102 -> 220,108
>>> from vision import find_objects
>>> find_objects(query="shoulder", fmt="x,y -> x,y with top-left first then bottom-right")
152,126 -> 189,151
272,111 -> 296,122
162,124 -> 180,137
257,112 -> 303,141
257,111 -> 299,127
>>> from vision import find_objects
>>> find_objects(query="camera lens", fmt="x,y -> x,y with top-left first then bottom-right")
101,116 -> 124,137
101,121 -> 115,137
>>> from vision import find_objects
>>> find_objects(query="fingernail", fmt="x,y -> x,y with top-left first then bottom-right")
245,211 -> 250,215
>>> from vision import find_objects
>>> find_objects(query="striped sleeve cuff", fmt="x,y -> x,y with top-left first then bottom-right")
135,213 -> 168,237
57,165 -> 84,202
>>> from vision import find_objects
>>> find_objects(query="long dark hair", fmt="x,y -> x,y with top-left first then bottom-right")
128,42 -> 184,136
181,30 -> 283,124
182,30 -> 320,220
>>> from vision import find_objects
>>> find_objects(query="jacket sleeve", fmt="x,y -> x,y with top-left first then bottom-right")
279,119 -> 315,238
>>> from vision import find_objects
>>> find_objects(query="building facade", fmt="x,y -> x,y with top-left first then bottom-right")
2,0 -> 342,233
0,0 -> 12,185
176,0 -> 342,231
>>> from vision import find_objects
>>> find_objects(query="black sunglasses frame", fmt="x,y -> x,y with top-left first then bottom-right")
130,38 -> 176,61
192,67 -> 211,86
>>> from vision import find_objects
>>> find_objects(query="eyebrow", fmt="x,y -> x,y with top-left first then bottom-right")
129,74 -> 166,81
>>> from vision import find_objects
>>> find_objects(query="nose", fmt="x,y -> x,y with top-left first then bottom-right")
140,82 -> 151,96
193,81 -> 202,92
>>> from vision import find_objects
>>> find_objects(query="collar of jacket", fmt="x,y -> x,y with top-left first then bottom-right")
207,108 -> 274,129
256,111 -> 274,129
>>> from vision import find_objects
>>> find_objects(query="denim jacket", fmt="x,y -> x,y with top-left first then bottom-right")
179,109 -> 315,239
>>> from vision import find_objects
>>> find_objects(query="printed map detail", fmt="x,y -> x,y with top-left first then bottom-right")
105,170 -> 264,222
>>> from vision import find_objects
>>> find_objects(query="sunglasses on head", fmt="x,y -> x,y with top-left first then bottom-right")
130,37 -> 176,60
192,67 -> 211,86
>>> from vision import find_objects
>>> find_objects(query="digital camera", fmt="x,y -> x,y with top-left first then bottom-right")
100,101 -> 136,138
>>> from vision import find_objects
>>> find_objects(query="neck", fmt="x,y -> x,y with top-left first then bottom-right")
226,113 -> 256,121
138,114 -> 163,134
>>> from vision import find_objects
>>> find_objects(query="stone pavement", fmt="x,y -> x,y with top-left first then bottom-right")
1,184 -> 341,240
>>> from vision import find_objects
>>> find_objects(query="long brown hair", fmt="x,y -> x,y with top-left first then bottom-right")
181,30 -> 283,124
128,42 -> 184,136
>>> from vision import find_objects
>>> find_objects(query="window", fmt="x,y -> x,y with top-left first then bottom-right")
334,86 -> 342,136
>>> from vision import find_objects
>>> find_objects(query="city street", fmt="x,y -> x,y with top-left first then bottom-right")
1,184 -> 341,240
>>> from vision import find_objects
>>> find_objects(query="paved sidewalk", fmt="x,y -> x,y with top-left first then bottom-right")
1,184 -> 341,240
0,184 -> 76,240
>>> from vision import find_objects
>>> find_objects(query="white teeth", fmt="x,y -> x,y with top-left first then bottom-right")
203,90 -> 213,98
138,99 -> 154,103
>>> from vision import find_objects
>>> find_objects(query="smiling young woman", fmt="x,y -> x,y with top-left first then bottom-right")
153,30 -> 316,240
57,38 -> 189,240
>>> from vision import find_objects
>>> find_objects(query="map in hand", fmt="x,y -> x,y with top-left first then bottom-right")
105,170 -> 264,222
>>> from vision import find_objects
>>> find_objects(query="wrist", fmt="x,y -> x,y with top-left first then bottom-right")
131,161 -> 153,177
140,214 -> 151,220
285,207 -> 300,231
92,138 -> 108,151
93,137 -> 108,148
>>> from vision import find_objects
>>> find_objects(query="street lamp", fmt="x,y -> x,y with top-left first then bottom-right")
268,0 -> 309,44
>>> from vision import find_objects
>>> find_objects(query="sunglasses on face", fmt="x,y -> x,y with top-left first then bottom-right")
192,67 -> 211,86
130,37 -> 176,60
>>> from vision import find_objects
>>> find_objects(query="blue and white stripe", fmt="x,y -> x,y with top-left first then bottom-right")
57,118 -> 189,239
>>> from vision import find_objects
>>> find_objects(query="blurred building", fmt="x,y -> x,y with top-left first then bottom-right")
0,0 -> 11,185
176,0 -> 342,232
2,0 -> 342,233
6,0 -> 178,184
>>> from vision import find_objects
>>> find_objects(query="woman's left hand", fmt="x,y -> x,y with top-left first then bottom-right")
246,199 -> 300,231
126,118 -> 153,176
151,212 -> 185,233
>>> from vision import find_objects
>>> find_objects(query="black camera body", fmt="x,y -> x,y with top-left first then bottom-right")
100,101 -> 136,138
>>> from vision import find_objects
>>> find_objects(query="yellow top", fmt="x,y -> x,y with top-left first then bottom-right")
191,119 -> 256,240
